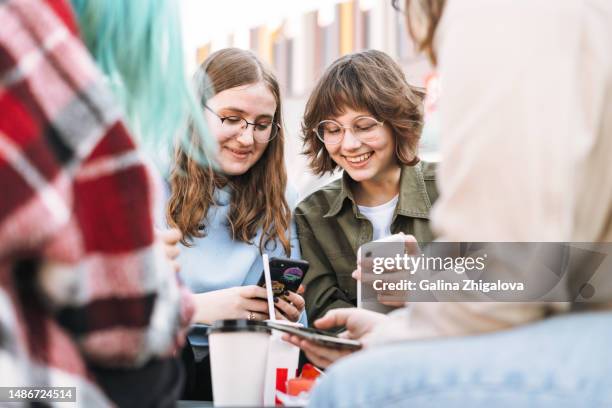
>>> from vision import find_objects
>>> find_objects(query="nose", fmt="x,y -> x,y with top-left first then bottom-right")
236,123 -> 255,146
341,128 -> 361,151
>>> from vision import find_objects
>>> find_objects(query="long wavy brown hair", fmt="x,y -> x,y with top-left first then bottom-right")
167,48 -> 291,255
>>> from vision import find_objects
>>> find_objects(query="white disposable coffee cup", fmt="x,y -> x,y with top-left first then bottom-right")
208,319 -> 271,407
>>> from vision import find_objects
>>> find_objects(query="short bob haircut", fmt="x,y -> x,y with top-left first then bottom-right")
301,50 -> 425,176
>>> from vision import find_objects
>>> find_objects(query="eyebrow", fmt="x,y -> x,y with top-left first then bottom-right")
218,106 -> 274,121
325,111 -> 373,121
323,115 -> 374,125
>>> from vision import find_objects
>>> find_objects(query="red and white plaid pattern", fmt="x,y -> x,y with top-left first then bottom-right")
0,0 -> 194,403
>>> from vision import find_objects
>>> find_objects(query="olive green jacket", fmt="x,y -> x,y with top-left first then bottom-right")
295,161 -> 439,323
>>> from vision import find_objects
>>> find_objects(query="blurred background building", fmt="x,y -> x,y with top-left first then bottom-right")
181,0 -> 438,198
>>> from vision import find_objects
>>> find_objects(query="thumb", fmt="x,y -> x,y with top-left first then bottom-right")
158,228 -> 182,245
402,234 -> 420,255
314,308 -> 354,330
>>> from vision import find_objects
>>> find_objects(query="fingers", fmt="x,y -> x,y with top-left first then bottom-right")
283,291 -> 305,312
164,248 -> 180,273
337,330 -> 351,339
241,298 -> 270,313
313,308 -> 355,330
164,244 -> 180,260
282,333 -> 294,343
157,228 -> 182,245
246,311 -> 269,321
357,257 -> 373,272
289,336 -> 331,367
378,299 -> 407,308
241,286 -> 304,321
376,284 -> 407,301
155,228 -> 182,273
275,311 -> 289,321
274,297 -> 301,322
402,234 -> 420,255
281,335 -> 353,368
240,285 -> 269,300
302,340 -> 347,361
288,336 -> 350,368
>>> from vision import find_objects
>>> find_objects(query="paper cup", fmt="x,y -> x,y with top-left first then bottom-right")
263,320 -> 301,406
208,319 -> 271,407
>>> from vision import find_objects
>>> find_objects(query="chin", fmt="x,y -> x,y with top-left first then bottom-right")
344,168 -> 374,182
220,162 -> 250,176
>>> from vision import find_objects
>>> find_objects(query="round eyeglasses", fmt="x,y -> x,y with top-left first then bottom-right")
205,105 -> 280,143
313,116 -> 385,145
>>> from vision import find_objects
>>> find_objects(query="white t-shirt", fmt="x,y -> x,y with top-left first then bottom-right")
357,195 -> 399,241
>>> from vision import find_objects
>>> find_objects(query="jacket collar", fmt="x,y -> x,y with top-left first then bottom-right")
324,163 -> 432,219
324,172 -> 356,218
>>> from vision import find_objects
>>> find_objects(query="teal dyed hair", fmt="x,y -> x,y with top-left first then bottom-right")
69,0 -> 215,170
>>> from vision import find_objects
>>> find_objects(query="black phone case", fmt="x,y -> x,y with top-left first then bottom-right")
258,257 -> 309,296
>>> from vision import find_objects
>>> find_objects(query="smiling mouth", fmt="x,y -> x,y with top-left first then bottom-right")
226,147 -> 251,157
343,152 -> 373,163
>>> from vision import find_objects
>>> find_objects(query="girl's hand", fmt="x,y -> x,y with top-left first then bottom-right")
273,290 -> 305,322
156,228 -> 182,273
283,308 -> 389,368
354,233 -> 420,307
193,285 -> 270,324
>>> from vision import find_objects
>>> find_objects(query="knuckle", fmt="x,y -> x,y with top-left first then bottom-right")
235,295 -> 246,308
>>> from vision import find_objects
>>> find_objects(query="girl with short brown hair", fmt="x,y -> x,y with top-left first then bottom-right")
296,50 -> 438,323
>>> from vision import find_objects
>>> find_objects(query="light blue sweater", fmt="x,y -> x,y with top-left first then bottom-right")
177,186 -> 306,325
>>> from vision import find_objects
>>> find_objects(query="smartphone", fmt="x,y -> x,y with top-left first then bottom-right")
358,234 -> 408,312
266,321 -> 362,350
257,257 -> 309,296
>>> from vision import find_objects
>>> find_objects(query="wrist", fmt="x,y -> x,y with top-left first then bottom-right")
192,291 -> 218,324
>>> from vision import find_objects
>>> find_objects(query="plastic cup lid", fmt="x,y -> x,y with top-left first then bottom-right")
207,319 -> 272,334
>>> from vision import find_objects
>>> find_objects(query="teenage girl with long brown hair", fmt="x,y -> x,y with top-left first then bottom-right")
167,48 -> 305,325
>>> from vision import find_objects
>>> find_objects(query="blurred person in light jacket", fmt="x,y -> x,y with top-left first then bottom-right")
286,1 -> 612,406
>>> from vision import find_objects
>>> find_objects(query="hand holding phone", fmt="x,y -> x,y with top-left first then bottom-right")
278,307 -> 387,368
257,257 -> 309,296
267,321 -> 361,350
258,257 -> 309,321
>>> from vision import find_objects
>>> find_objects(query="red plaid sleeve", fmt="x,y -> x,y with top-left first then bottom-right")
0,0 -> 194,370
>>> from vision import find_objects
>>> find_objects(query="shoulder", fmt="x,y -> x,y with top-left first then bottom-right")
285,184 -> 300,210
419,160 -> 437,181
295,177 -> 343,216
